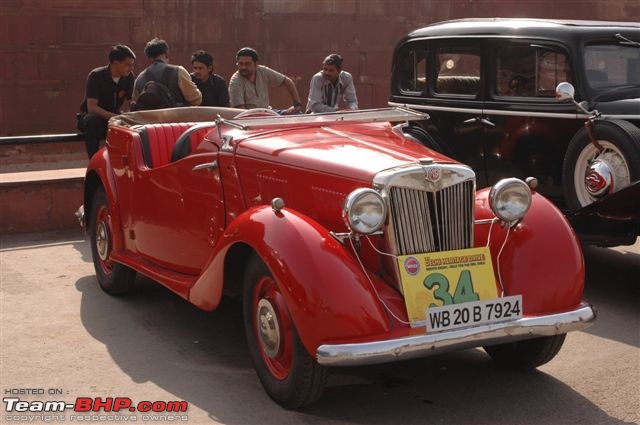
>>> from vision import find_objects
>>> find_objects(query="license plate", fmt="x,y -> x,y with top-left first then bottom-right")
397,247 -> 500,327
426,295 -> 522,332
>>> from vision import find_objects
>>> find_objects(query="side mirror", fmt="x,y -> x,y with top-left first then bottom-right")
555,82 -> 596,116
555,82 -> 575,101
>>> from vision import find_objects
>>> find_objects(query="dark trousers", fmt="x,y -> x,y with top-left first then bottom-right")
77,113 -> 107,159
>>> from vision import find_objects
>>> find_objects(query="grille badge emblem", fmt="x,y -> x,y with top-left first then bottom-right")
425,166 -> 441,182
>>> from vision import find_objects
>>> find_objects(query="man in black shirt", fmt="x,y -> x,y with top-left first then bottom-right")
190,50 -> 230,107
78,45 -> 136,159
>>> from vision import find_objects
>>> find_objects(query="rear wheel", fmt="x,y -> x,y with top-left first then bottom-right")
484,334 -> 566,369
90,188 -> 136,295
243,254 -> 327,408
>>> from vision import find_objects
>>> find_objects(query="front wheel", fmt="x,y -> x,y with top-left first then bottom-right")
563,120 -> 640,210
483,334 -> 566,369
243,254 -> 327,409
89,187 -> 136,295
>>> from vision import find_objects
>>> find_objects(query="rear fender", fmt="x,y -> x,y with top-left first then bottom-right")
474,189 -> 585,313
188,205 -> 391,355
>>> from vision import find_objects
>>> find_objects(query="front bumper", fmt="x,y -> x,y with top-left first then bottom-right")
316,304 -> 595,367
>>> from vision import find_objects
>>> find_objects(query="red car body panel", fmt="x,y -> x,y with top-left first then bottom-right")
83,107 -> 590,362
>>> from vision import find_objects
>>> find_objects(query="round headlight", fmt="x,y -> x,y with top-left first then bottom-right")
343,188 -> 386,234
489,178 -> 532,222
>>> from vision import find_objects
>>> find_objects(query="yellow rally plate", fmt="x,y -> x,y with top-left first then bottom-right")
397,246 -> 499,327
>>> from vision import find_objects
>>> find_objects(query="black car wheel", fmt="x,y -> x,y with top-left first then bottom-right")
90,187 -> 136,295
563,120 -> 640,210
243,254 -> 327,409
484,334 -> 566,369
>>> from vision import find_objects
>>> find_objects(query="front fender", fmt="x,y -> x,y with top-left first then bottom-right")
474,189 -> 585,314
189,206 -> 392,355
85,149 -> 125,251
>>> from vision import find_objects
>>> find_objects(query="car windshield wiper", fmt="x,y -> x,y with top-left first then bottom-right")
615,33 -> 640,47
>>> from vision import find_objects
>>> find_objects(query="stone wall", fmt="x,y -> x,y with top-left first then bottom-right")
1,0 -> 638,135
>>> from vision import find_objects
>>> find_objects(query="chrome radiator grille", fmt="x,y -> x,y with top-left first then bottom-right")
388,180 -> 474,255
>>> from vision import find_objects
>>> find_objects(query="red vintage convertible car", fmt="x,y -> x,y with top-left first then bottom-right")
82,106 -> 595,408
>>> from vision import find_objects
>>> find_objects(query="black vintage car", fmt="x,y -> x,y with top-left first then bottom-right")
389,18 -> 640,246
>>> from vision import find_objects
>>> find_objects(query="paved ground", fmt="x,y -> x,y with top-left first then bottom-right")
1,230 -> 638,425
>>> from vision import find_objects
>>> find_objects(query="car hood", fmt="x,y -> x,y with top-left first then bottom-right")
593,96 -> 640,116
234,122 -> 455,181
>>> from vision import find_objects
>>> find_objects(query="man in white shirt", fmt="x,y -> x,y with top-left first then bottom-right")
228,47 -> 303,115
306,53 -> 358,113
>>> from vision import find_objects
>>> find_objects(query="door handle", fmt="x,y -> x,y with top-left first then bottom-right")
480,118 -> 496,127
463,117 -> 496,128
192,161 -> 218,171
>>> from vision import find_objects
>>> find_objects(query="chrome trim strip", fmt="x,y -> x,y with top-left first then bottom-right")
482,108 -> 583,119
389,102 -> 586,119
475,218 -> 497,225
601,114 -> 640,120
227,107 -> 428,130
389,102 -> 483,115
374,163 -> 475,192
316,305 -> 595,366
390,101 -> 640,121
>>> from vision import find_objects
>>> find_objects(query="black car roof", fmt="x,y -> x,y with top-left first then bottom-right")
407,18 -> 640,40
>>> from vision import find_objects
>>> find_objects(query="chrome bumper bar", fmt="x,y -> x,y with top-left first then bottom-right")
316,305 -> 595,367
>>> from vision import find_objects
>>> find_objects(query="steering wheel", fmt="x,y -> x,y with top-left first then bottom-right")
233,108 -> 280,118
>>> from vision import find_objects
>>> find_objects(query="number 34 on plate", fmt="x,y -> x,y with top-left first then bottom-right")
397,247 -> 501,327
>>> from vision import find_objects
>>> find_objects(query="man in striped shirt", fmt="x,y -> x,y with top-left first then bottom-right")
306,54 -> 358,113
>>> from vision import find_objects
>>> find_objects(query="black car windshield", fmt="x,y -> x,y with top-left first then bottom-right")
583,42 -> 640,91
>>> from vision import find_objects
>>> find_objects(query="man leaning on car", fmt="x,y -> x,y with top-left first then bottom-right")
306,53 -> 358,113
228,47 -> 303,115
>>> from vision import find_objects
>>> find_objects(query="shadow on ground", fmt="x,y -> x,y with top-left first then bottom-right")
75,269 -> 633,425
581,245 -> 640,348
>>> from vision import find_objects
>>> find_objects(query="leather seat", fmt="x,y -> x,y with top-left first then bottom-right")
170,123 -> 218,163
138,122 -> 195,168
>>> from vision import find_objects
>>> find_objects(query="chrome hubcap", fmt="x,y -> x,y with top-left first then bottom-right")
96,221 -> 109,261
584,159 -> 613,197
574,141 -> 630,207
256,299 -> 280,358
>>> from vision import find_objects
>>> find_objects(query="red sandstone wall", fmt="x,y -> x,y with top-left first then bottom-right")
1,0 -> 639,136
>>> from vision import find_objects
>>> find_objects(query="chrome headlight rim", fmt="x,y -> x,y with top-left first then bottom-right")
342,188 -> 387,235
489,178 -> 532,223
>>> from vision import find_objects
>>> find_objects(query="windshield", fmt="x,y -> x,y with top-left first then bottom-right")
583,42 -> 640,90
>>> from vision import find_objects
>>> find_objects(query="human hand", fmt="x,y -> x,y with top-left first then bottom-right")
282,104 -> 303,115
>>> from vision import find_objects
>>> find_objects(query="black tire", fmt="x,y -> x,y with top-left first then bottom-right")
563,119 -> 640,210
402,124 -> 447,153
484,334 -> 566,369
242,254 -> 328,409
89,187 -> 136,295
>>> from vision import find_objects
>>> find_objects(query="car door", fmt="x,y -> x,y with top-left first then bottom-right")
428,42 -> 487,185
482,40 -> 582,202
129,133 -> 225,276
391,40 -> 488,186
